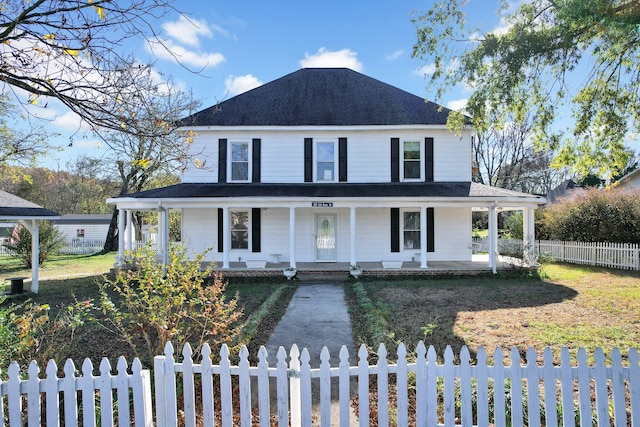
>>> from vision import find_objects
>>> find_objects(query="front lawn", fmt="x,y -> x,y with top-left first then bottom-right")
0,253 -> 296,367
347,263 -> 640,363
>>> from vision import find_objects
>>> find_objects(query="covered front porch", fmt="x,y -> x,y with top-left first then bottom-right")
212,254 -> 526,279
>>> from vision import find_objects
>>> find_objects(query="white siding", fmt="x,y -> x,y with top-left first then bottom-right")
180,128 -> 472,184
181,206 -> 472,264
56,224 -> 108,243
182,208 -> 218,261
181,134 -> 219,183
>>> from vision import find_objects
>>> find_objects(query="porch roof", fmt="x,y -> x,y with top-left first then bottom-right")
108,182 -> 545,208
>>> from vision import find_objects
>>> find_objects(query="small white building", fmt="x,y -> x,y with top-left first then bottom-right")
108,68 -> 545,272
54,214 -> 111,245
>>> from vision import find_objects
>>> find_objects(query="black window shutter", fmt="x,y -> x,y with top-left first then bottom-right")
339,137 -> 347,182
218,139 -> 227,183
304,138 -> 313,182
217,208 -> 224,253
252,208 -> 261,252
391,208 -> 400,252
425,137 -> 434,182
391,138 -> 400,182
427,207 -> 435,252
252,138 -> 261,183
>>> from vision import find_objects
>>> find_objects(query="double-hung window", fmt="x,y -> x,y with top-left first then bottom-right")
316,141 -> 336,182
231,210 -> 249,249
403,211 -> 420,250
403,141 -> 422,180
230,141 -> 250,182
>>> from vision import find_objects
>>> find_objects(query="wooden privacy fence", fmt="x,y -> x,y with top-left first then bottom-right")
154,341 -> 640,427
0,356 -> 152,427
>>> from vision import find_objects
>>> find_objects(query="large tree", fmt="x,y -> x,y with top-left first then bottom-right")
0,0 -> 181,140
413,0 -> 640,179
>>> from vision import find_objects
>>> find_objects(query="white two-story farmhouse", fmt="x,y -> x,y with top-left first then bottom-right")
108,68 -> 545,273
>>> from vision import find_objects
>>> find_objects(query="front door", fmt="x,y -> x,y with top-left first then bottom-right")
316,214 -> 337,261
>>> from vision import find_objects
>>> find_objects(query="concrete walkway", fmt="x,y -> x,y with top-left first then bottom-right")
264,283 -> 359,425
265,283 -> 356,367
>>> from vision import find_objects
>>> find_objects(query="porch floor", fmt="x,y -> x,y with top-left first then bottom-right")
214,255 -> 527,278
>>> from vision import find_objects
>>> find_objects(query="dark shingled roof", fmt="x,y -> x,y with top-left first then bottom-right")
116,182 -> 543,200
180,68 -> 454,127
0,190 -> 59,217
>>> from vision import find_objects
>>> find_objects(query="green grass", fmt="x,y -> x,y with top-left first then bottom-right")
347,263 -> 640,364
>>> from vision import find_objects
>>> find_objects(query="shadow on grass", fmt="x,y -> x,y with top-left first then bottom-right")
346,271 -> 579,362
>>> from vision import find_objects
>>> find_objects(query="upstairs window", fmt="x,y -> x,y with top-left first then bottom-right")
231,210 -> 249,249
316,141 -> 336,182
403,211 -> 420,249
230,141 -> 250,182
77,229 -> 85,238
403,141 -> 421,180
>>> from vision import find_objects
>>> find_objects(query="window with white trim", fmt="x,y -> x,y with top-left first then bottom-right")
403,141 -> 422,181
231,210 -> 249,249
316,141 -> 337,182
230,141 -> 250,182
403,211 -> 421,249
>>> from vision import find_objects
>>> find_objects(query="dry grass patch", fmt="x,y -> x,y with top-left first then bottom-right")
347,264 -> 640,364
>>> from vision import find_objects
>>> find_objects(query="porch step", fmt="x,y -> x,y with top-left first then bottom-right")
295,271 -> 348,283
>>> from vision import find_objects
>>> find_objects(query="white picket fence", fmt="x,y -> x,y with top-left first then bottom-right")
153,341 -> 640,427
2,342 -> 638,426
538,240 -> 640,270
0,356 -> 152,427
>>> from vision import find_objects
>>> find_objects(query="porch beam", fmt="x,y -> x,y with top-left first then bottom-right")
350,207 -> 356,266
488,205 -> 498,274
222,207 -> 230,269
420,206 -> 428,268
289,207 -> 296,268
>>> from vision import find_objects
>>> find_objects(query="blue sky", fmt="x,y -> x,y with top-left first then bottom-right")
40,0 -> 505,166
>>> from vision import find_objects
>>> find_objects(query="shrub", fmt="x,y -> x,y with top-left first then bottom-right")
98,245 -> 242,366
540,187 -> 640,243
2,222 -> 65,268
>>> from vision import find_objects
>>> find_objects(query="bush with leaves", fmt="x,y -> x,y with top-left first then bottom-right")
98,245 -> 242,366
540,187 -> 640,243
0,296 -> 90,370
2,222 -> 65,268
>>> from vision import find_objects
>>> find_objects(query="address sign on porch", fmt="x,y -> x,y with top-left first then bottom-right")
312,202 -> 333,207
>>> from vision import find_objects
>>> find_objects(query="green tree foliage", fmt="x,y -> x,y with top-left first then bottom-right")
98,245 -> 242,366
539,187 -> 640,242
413,0 -> 640,178
3,222 -> 66,268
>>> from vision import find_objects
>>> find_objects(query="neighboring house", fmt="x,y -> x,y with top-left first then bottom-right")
53,214 -> 111,244
616,169 -> 640,190
108,68 -> 545,271
545,179 -> 585,204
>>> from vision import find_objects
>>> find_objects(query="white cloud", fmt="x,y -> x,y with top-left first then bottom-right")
414,63 -> 437,77
299,48 -> 363,72
446,98 -> 468,111
162,16 -> 214,47
385,49 -> 404,61
146,38 -> 225,69
225,74 -> 263,96
52,111 -> 92,132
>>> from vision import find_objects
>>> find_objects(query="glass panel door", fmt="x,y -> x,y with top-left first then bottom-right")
316,214 -> 337,261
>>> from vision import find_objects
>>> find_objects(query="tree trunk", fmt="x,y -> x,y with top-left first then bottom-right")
103,208 -> 119,252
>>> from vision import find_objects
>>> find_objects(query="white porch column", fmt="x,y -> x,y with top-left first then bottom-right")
157,209 -> 164,256
222,207 -> 230,269
116,209 -> 125,267
125,210 -> 134,251
289,207 -> 296,268
420,206 -> 428,268
488,205 -> 498,274
161,207 -> 170,267
523,207 -> 536,266
350,207 -> 357,266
